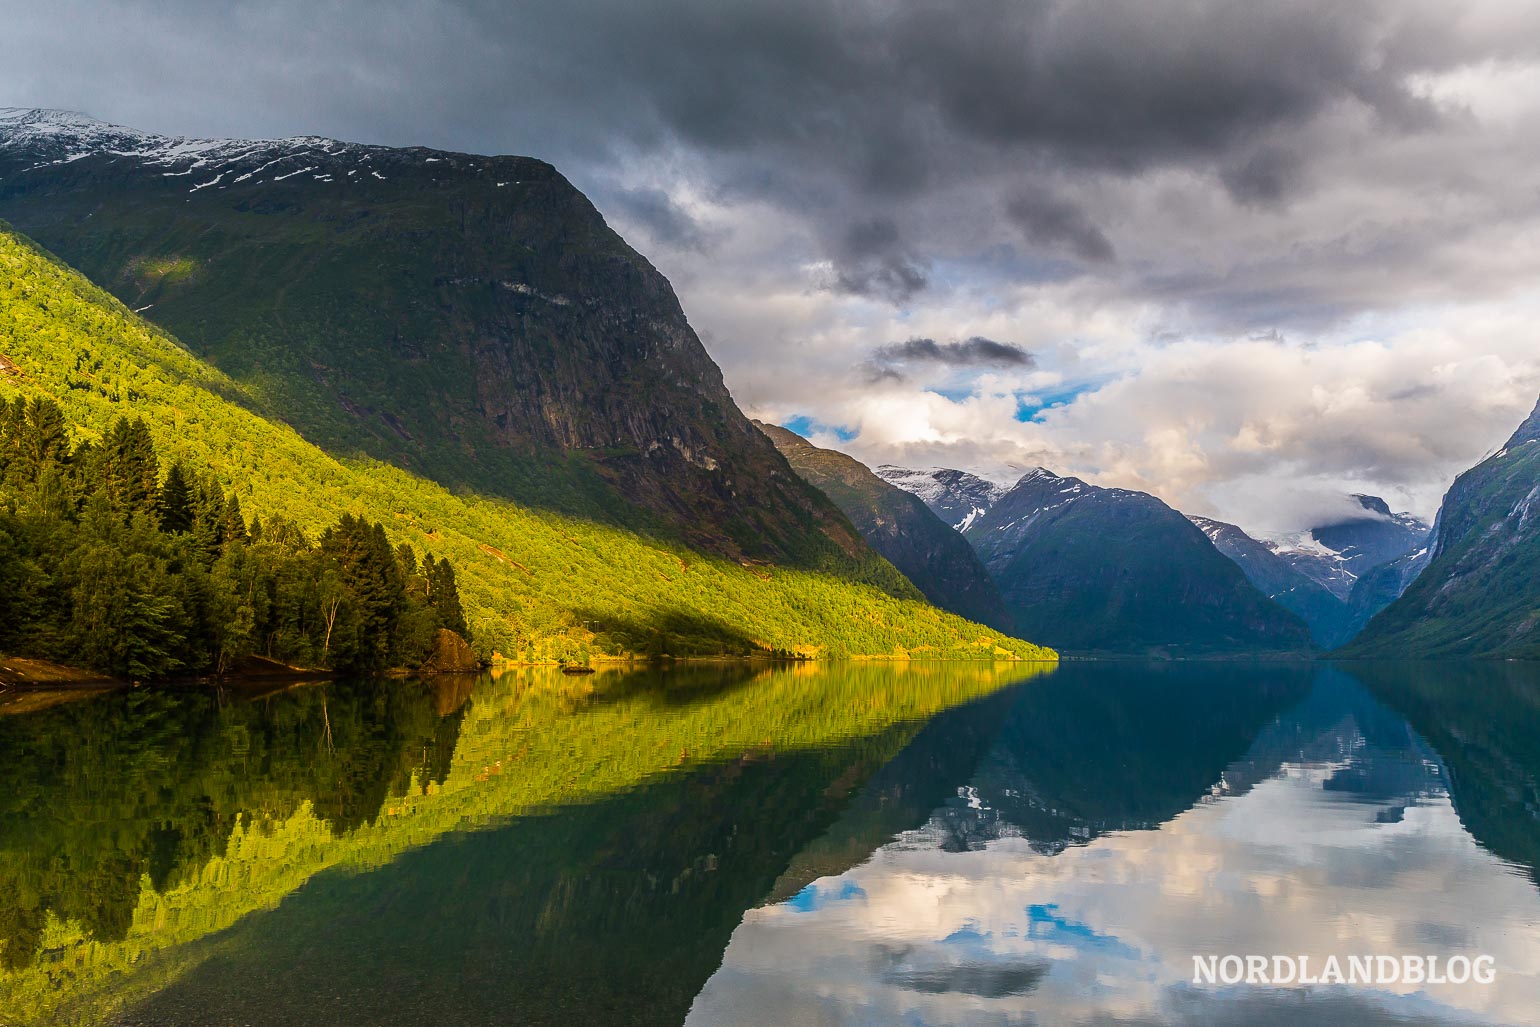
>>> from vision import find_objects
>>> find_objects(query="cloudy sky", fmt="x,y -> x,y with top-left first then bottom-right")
5,0 -> 1540,530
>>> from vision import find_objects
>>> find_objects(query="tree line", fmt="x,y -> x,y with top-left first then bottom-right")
0,397 -> 469,679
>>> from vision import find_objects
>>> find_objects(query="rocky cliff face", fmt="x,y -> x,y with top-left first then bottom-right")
1348,395 -> 1540,658
961,469 -> 1311,656
0,108 -> 891,579
758,424 -> 1011,631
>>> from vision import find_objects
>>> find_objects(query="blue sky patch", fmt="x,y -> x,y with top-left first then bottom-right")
1015,383 -> 1101,422
781,414 -> 858,442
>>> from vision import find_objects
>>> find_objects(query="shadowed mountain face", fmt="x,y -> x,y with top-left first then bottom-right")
0,108 -> 890,577
1189,515 -> 1350,647
1190,505 -> 1430,649
758,424 -> 1013,632
958,469 -> 1311,656
1348,395 -> 1540,658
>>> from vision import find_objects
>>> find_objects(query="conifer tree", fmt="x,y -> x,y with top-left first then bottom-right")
157,461 -> 195,534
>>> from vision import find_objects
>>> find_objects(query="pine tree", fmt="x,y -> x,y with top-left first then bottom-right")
157,461 -> 195,534
426,556 -> 469,639
101,417 -> 158,518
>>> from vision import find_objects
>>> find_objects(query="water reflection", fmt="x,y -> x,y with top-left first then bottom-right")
690,664 -> 1540,1026
0,661 -> 1042,1025
4,661 -> 1540,1025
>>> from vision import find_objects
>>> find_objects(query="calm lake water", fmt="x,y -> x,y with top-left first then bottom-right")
3,660 -> 1540,1025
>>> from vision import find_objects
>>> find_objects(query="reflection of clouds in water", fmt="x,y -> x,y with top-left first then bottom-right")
686,763 -> 1540,1026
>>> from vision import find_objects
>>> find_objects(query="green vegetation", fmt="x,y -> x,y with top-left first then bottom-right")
0,224 -> 1052,662
0,660 -> 1052,1024
0,400 -> 469,678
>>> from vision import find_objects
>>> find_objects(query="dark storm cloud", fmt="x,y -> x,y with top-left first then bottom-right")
876,337 -> 1035,368
1219,145 -> 1307,207
865,336 -> 1035,381
830,219 -> 929,302
1006,189 -> 1116,263
5,0 -> 1539,323
604,186 -> 707,251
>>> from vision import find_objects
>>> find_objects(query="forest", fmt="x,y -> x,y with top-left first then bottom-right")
0,398 -> 469,679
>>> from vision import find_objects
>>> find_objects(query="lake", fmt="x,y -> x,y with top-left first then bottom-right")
2,660 -> 1539,1025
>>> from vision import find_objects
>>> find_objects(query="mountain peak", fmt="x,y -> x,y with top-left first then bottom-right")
1348,494 -> 1393,519
1017,466 -> 1062,485
1504,393 -> 1540,450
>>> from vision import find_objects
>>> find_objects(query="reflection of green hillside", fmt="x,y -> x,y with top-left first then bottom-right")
0,661 -> 1050,1025
1349,662 -> 1540,884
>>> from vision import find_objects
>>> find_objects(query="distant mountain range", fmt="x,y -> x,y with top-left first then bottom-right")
874,466 -> 1006,532
887,466 -> 1310,655
1190,498 -> 1430,648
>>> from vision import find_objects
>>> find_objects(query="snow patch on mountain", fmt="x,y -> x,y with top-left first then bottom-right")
0,108 -> 490,195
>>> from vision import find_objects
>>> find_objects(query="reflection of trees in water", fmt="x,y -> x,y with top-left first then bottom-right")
0,676 -> 472,970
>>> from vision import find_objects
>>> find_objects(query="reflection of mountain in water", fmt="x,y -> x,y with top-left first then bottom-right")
887,666 -> 1457,858
1351,662 -> 1540,885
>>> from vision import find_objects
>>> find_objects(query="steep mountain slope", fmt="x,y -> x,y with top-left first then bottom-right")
0,223 -> 1052,661
1338,544 -> 1432,645
1267,495 -> 1429,601
0,108 -> 874,573
876,465 -> 1006,531
1189,516 -> 1349,647
1346,397 -> 1540,658
756,424 -> 1012,632
963,469 -> 1311,655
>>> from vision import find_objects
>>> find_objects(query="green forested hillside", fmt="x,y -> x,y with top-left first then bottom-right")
0,225 -> 1051,664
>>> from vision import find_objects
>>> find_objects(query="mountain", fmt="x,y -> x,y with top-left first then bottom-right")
0,108 -> 887,577
0,222 -> 1050,662
961,469 -> 1312,656
1346,396 -> 1540,658
1188,516 -> 1349,647
875,465 -> 1006,531
756,424 -> 1013,632
1266,495 -> 1430,601
1337,543 -> 1432,646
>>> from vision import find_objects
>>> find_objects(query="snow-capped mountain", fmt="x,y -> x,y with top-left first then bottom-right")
0,107 -> 507,195
875,465 -> 1008,531
955,467 -> 1310,655
1260,495 -> 1430,601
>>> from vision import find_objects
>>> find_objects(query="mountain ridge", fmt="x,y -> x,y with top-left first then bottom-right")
927,466 -> 1312,656
0,108 -> 899,584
